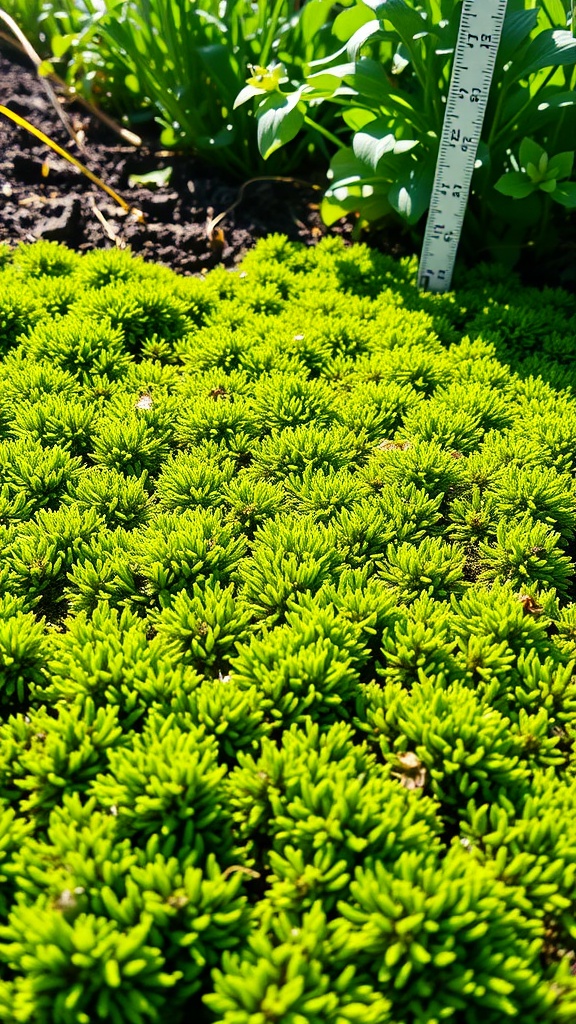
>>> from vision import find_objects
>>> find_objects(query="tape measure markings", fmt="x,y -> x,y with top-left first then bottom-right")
418,1 -> 508,293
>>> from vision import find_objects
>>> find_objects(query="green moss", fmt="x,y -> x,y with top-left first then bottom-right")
1,235 -> 576,1021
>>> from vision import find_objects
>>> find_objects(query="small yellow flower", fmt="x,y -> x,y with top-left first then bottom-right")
246,63 -> 284,92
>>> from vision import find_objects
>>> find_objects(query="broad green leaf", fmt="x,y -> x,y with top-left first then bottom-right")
343,107 -> 379,131
494,172 -> 537,198
347,20 -> 385,61
321,181 -> 385,214
321,188 -> 391,226
551,181 -> 576,207
37,60 -> 54,78
511,29 -> 576,80
234,83 -> 265,108
342,59 -> 431,134
528,61 -> 570,96
327,147 -> 373,186
345,57 -> 393,102
388,154 -> 435,223
353,117 -> 396,170
509,88 -> 576,139
497,9 -> 539,68
534,89 -> 576,120
333,2 -> 375,43
322,147 -> 392,225
257,90 -> 305,159
325,149 -> 391,196
548,151 -> 574,180
356,191 -> 394,222
499,85 -> 534,128
299,0 -> 337,42
439,0 -> 461,18
308,62 -> 357,93
519,137 -> 547,169
307,41 -> 349,69
395,138 -> 419,154
368,0 -> 432,42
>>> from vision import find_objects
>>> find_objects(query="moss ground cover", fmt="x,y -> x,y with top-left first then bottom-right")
0,236 -> 576,1021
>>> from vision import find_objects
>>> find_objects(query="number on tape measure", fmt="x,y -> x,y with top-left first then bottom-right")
418,1 -> 508,293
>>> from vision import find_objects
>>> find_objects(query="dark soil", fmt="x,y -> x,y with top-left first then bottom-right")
0,44 -> 416,275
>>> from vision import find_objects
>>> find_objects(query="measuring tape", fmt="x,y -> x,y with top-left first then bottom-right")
418,0 -> 508,292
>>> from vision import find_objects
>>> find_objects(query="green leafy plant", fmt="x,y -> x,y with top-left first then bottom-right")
242,0 -> 576,273
0,595 -> 46,706
10,0 -> 341,174
495,134 -> 576,206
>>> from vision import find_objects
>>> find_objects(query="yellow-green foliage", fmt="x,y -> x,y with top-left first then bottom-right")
0,236 -> 576,1022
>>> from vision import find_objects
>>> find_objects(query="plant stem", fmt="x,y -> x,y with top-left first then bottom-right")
260,0 -> 287,68
488,67 -> 558,149
486,79 -> 509,148
303,115 -> 344,149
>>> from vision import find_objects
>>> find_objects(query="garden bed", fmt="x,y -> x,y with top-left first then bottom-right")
0,46 -> 332,274
0,44 -> 418,276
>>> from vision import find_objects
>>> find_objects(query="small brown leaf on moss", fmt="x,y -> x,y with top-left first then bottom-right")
221,864 -> 261,881
377,439 -> 411,451
518,594 -> 544,617
392,752 -> 427,790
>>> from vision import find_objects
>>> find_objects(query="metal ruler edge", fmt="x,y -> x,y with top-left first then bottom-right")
418,0 -> 508,293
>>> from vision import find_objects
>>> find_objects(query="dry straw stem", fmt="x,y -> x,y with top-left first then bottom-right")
0,22 -> 142,147
0,9 -> 85,152
0,103 -> 145,223
88,196 -> 126,245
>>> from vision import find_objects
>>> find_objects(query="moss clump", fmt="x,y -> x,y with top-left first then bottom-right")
0,237 -> 576,1022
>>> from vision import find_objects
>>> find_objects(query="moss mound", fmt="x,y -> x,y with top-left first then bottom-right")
1,236 -> 576,1022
